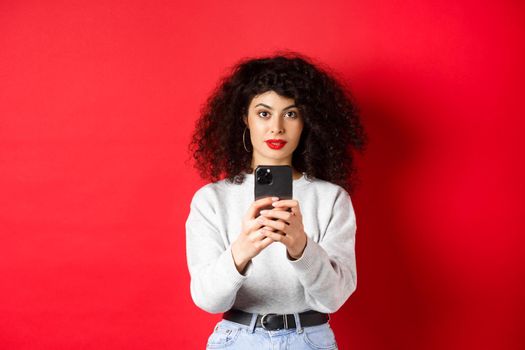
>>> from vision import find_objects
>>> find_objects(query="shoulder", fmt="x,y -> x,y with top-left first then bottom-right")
302,177 -> 354,216
187,182 -> 213,209
305,177 -> 350,201
189,177 -> 245,205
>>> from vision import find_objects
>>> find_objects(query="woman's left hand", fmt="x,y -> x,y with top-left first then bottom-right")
257,199 -> 307,260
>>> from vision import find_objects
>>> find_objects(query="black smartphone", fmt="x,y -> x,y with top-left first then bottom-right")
254,165 -> 293,213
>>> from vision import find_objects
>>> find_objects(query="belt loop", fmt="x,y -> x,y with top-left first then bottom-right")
248,312 -> 258,333
293,312 -> 303,334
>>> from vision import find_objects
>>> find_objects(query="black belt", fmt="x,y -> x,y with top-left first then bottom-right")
223,309 -> 330,331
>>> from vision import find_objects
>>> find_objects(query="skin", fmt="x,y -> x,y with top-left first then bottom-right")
231,91 -> 308,274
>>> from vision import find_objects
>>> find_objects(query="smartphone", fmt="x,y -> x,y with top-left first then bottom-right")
254,165 -> 293,213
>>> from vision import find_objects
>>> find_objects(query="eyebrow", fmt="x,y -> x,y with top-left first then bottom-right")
254,103 -> 297,110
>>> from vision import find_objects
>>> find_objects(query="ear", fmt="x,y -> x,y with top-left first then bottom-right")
243,115 -> 248,127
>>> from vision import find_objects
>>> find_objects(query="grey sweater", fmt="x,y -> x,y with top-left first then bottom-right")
185,172 -> 357,315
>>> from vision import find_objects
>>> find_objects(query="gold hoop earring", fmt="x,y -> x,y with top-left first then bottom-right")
243,127 -> 251,152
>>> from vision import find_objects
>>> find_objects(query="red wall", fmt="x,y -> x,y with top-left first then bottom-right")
1,1 -> 523,349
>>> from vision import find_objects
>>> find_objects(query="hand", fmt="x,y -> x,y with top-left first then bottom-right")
231,196 -> 280,273
257,199 -> 307,260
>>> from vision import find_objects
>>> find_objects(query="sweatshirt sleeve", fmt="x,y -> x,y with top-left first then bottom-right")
185,187 -> 253,314
286,187 -> 357,313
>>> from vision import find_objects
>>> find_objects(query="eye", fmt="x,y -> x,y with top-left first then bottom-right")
257,111 -> 270,118
285,111 -> 298,118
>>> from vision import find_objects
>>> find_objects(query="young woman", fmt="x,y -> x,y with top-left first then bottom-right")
186,52 -> 367,349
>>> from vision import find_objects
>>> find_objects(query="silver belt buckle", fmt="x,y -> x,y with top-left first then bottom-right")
260,313 -> 275,330
261,313 -> 288,330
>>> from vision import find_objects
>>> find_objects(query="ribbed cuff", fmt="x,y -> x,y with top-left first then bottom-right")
216,245 -> 252,290
286,234 -> 317,272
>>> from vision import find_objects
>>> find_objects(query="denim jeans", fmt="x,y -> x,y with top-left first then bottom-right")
205,312 -> 339,349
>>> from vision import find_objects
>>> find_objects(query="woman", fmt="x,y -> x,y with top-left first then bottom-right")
186,51 -> 367,349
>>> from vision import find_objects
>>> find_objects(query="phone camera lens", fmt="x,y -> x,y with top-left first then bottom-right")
256,167 -> 273,185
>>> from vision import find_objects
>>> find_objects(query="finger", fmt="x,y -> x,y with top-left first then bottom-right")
272,199 -> 298,209
273,200 -> 301,216
272,205 -> 288,211
248,217 -> 265,233
258,236 -> 274,249
259,209 -> 293,224
248,228 -> 266,242
262,228 -> 287,243
248,214 -> 282,233
246,196 -> 280,220
263,224 -> 279,232
290,205 -> 301,216
258,216 -> 287,233
248,210 -> 280,234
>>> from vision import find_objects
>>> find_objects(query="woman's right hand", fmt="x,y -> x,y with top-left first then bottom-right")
231,196 -> 280,274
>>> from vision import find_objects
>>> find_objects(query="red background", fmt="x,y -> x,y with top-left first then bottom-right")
1,1 -> 524,349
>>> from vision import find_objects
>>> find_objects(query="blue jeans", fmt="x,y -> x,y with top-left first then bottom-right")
205,312 -> 339,349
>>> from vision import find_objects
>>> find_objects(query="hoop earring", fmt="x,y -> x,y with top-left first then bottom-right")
243,127 -> 251,153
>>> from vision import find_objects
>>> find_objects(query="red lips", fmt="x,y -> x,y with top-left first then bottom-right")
265,139 -> 287,150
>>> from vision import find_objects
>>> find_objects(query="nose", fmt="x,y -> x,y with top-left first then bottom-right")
270,116 -> 284,134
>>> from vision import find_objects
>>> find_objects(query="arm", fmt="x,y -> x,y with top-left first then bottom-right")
185,188 -> 253,314
286,188 -> 357,313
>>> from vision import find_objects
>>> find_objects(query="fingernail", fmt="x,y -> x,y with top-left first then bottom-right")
260,210 -> 268,215
272,197 -> 279,201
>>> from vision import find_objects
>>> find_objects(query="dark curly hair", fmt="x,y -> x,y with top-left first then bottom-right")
187,50 -> 367,194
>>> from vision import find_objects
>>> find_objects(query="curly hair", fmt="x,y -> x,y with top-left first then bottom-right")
187,50 -> 367,195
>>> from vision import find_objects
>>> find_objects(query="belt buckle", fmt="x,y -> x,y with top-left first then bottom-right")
261,313 -> 288,330
261,313 -> 275,330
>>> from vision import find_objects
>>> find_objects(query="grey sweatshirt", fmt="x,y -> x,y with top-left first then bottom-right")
185,172 -> 357,315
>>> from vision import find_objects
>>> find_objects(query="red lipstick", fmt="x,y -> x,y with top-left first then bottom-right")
265,139 -> 287,150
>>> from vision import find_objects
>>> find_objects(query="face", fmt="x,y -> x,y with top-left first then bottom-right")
243,90 -> 304,169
